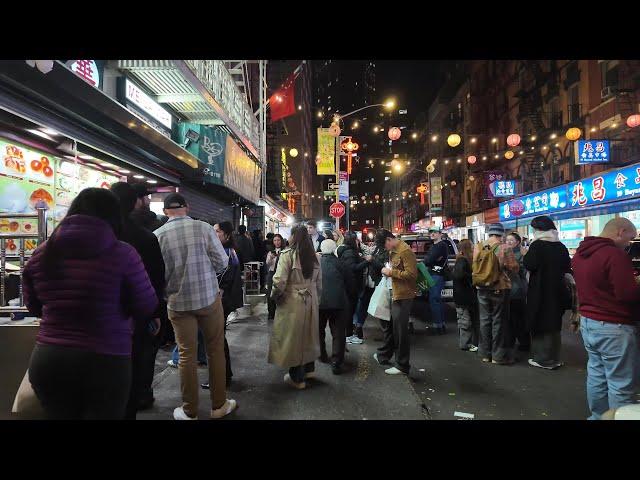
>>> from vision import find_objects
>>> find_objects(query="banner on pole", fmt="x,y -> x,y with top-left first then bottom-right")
430,177 -> 442,205
339,171 -> 349,202
316,128 -> 335,175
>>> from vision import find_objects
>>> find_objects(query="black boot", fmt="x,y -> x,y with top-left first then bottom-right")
356,326 -> 364,339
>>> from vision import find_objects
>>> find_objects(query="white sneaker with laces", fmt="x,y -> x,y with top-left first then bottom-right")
528,358 -> 555,370
226,311 -> 239,325
167,360 -> 178,368
211,399 -> 237,419
468,345 -> 478,352
173,406 -> 197,420
350,336 -> 364,345
384,367 -> 407,375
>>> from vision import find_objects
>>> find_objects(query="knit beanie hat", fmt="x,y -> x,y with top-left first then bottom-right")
320,239 -> 337,255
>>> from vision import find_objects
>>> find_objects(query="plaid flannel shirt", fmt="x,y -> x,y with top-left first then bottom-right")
154,216 -> 228,312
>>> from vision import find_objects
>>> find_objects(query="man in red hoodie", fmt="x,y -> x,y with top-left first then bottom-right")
572,217 -> 640,420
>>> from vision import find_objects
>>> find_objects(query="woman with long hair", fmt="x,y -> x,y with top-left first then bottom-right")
266,234 -> 285,321
199,221 -> 243,390
23,188 -> 158,419
337,232 -> 370,341
452,239 -> 478,351
505,231 -> 530,354
268,224 -> 322,389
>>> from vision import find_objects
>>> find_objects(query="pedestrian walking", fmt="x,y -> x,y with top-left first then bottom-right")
110,182 -> 166,418
522,216 -> 571,370
373,230 -> 418,375
23,188 -> 158,420
505,232 -> 530,353
154,193 -> 237,420
425,227 -> 449,335
337,232 -> 369,340
268,224 -> 322,390
306,220 -> 326,252
572,217 -> 640,419
234,225 -> 255,267
318,239 -> 349,374
452,239 -> 478,352
266,234 -> 285,321
472,223 -> 519,365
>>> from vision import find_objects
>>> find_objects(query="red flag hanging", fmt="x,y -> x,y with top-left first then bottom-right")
269,73 -> 296,122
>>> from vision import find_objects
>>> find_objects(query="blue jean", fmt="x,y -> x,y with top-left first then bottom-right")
580,316 -> 640,420
429,274 -> 445,327
353,287 -> 375,327
172,329 -> 207,365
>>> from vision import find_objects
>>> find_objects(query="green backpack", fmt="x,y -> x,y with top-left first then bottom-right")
472,243 -> 501,288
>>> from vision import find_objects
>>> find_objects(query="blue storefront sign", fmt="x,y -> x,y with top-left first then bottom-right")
491,180 -> 516,197
575,139 -> 610,164
499,186 -> 568,222
567,163 -> 640,209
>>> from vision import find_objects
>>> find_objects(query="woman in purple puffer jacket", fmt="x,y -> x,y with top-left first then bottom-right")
22,188 -> 158,420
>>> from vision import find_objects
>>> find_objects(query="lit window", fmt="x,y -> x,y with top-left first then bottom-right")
366,220 -> 370,225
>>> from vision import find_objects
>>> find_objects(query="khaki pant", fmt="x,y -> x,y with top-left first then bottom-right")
168,296 -> 226,417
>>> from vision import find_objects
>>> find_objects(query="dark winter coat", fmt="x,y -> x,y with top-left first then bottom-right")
337,244 -> 369,300
452,256 -> 475,307
319,254 -> 348,310
252,235 -> 267,262
218,246 -> 244,317
523,239 -> 572,334
131,207 -> 165,232
22,215 -> 158,356
369,247 -> 389,286
234,233 -> 255,266
120,216 -> 166,327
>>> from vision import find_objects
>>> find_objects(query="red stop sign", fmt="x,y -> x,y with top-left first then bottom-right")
329,202 -> 345,218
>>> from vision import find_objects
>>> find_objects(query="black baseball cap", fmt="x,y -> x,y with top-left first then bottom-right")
163,193 -> 188,210
132,183 -> 153,198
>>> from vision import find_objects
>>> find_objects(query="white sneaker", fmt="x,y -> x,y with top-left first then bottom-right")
167,360 -> 178,368
226,311 -> 239,325
173,406 -> 197,420
528,358 -> 556,370
211,399 -> 237,419
384,367 -> 407,375
284,373 -> 306,390
350,336 -> 364,345
468,345 -> 478,352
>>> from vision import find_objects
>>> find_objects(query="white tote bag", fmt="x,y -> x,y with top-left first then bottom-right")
367,276 -> 392,321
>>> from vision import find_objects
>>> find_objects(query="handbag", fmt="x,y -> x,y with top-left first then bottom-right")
12,370 -> 45,418
367,276 -> 392,321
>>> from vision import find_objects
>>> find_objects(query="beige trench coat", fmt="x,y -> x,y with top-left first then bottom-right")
268,248 -> 322,368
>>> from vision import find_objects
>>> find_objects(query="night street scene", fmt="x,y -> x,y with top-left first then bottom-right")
3,57 -> 640,423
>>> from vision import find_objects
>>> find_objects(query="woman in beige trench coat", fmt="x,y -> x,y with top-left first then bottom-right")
268,225 -> 322,389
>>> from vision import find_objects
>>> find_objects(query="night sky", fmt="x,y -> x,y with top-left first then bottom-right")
375,60 -> 446,121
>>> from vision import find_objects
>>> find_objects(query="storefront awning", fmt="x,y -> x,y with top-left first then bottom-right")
0,61 -> 199,183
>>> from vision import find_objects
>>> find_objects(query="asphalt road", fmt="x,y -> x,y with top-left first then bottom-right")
139,301 -> 591,421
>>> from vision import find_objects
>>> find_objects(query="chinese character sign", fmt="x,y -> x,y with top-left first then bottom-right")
575,140 -> 610,164
484,171 -> 505,198
499,186 -> 567,222
491,180 -> 516,197
568,162 -> 640,207
69,60 -> 101,88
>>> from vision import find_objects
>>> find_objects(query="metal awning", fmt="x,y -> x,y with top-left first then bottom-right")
118,60 -> 261,161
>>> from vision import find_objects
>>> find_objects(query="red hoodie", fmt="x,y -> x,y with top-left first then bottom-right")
572,236 -> 640,325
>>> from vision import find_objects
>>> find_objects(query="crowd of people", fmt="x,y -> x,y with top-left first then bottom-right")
17,184 -> 640,420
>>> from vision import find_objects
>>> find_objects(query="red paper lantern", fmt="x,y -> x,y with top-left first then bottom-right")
627,114 -> 640,129
388,127 -> 401,141
467,155 -> 477,164
507,134 -> 521,147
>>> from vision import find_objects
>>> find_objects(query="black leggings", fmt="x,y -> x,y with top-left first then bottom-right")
29,344 -> 131,420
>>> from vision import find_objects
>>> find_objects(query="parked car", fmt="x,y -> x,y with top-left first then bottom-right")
399,233 -> 457,302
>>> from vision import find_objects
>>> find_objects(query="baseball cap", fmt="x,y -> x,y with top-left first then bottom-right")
428,226 -> 442,233
486,223 -> 505,236
163,193 -> 188,210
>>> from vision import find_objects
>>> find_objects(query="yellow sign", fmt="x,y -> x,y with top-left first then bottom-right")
316,128 -> 335,175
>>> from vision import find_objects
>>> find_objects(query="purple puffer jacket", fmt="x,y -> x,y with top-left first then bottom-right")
22,215 -> 158,356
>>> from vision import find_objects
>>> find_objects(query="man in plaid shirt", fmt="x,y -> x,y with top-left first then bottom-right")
154,193 -> 237,420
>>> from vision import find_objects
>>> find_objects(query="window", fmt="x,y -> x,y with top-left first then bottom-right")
600,60 -> 619,88
568,85 -> 580,122
351,179 -> 357,184
365,179 -> 370,183
366,220 -> 370,225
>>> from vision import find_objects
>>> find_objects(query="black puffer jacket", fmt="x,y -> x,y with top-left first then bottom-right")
319,254 -> 348,310
218,247 -> 244,317
369,247 -> 389,286
337,244 -> 369,299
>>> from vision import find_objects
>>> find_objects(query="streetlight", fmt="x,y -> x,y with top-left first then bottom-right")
332,98 -> 395,123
